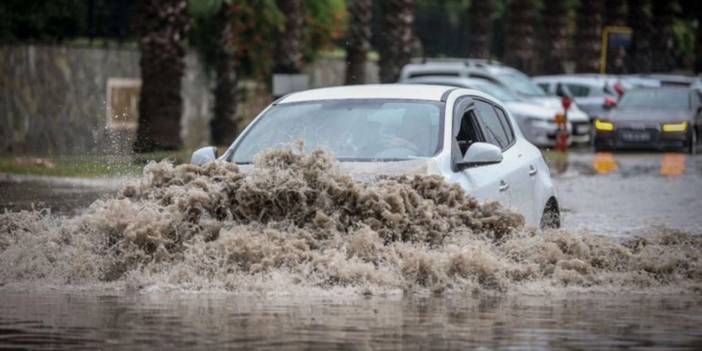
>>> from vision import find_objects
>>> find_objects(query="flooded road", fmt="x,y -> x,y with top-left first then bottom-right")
1,151 -> 702,349
551,151 -> 702,237
2,292 -> 702,350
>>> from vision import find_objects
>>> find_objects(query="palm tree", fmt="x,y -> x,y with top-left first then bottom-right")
378,0 -> 415,83
275,0 -> 304,74
504,0 -> 537,73
627,0 -> 653,73
575,0 -> 603,72
604,0 -> 627,73
651,0 -> 677,72
345,0 -> 372,84
540,0 -> 569,74
210,2 -> 239,146
133,0 -> 190,152
468,0 -> 495,59
696,3 -> 702,73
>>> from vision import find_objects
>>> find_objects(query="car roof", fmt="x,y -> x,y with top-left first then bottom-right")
532,75 -> 614,86
399,60 -> 521,81
403,76 -> 498,87
278,84 -> 455,103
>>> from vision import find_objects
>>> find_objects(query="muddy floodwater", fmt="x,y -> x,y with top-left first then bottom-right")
1,150 -> 702,349
2,292 -> 702,350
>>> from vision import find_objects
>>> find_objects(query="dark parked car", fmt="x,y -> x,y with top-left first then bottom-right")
593,87 -> 700,154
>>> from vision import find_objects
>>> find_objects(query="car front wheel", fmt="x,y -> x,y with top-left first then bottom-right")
540,198 -> 561,229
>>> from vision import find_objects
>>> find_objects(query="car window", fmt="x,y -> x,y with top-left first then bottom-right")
455,111 -> 483,156
494,107 -> 514,146
537,82 -> 551,93
564,83 -> 591,97
474,100 -> 510,149
230,99 -> 443,163
618,88 -> 690,110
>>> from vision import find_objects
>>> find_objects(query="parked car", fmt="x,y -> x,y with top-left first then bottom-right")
399,59 -> 547,98
402,76 -> 591,147
534,75 -> 623,120
593,87 -> 700,154
192,84 -> 560,228
534,74 -> 663,121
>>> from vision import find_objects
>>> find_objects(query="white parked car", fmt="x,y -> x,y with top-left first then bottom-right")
192,85 -> 560,228
403,76 -> 591,147
534,74 -> 662,120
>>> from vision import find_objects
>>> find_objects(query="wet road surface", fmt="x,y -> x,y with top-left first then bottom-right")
550,151 -> 702,236
1,292 -> 701,350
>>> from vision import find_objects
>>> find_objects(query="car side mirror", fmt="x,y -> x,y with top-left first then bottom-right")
455,142 -> 503,169
191,146 -> 218,166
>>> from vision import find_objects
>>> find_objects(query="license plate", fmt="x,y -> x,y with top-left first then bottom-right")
621,130 -> 651,142
575,124 -> 590,134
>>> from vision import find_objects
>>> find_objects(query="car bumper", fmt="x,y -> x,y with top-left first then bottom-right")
519,120 -> 591,147
594,129 -> 689,150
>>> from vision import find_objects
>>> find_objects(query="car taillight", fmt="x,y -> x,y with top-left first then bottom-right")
614,82 -> 625,97
561,96 -> 572,110
603,96 -> 617,108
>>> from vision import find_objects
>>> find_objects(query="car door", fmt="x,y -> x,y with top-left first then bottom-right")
473,99 -> 537,223
449,97 -> 510,208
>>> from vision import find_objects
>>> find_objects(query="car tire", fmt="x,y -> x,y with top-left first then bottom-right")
540,198 -> 560,230
689,128 -> 697,155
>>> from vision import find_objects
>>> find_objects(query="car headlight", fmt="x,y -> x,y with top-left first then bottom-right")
594,119 -> 614,131
661,121 -> 688,132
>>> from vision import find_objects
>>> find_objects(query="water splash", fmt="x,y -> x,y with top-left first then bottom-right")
1,147 -> 701,295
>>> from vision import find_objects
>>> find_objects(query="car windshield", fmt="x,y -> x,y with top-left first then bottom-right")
618,89 -> 690,109
230,99 -> 443,163
496,72 -> 546,96
472,81 -> 518,102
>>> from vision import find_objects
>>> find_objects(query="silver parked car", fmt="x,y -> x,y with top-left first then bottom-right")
192,84 -> 560,228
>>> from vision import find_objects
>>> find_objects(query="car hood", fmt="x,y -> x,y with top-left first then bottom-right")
237,158 -> 442,180
604,108 -> 691,123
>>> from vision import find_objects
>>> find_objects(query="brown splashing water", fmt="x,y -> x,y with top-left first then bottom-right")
1,147 -> 701,295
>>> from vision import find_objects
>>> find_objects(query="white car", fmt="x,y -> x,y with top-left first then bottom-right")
534,74 -> 662,120
403,76 -> 591,147
192,85 -> 560,228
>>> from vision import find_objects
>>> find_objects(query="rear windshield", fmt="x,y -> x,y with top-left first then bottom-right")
618,89 -> 690,109
495,72 -> 546,96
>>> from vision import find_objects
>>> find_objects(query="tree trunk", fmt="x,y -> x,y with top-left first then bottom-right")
696,3 -> 702,73
627,0 -> 653,73
504,0 -> 536,74
275,0 -> 304,74
133,0 -> 189,153
575,0 -> 603,72
468,0 -> 495,59
604,0 -> 628,73
345,0 -> 372,84
210,3 -> 239,146
651,0 -> 677,72
540,0 -> 569,74
378,0 -> 415,83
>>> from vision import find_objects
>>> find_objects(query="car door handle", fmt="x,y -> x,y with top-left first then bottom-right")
499,180 -> 509,192
529,165 -> 538,176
